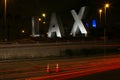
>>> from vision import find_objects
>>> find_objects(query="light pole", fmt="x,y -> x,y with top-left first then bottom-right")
103,3 -> 110,56
4,0 -> 7,22
99,9 -> 103,23
4,0 -> 7,41
104,3 -> 110,24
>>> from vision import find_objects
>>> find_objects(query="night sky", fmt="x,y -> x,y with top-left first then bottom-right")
0,0 -> 120,40
0,0 -> 119,20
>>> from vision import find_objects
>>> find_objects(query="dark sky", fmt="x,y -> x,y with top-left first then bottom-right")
0,0 -> 119,16
0,0 -> 120,25
0,0 -> 119,21
0,0 -> 120,40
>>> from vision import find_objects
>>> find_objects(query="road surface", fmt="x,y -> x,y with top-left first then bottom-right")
0,55 -> 120,80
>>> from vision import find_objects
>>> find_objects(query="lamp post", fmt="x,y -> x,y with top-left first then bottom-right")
4,0 -> 7,23
104,3 -> 110,24
4,0 -> 7,22
4,0 -> 7,41
99,9 -> 103,23
103,3 -> 110,56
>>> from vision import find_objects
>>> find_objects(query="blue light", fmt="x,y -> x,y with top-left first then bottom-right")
92,20 -> 97,28
85,22 -> 89,27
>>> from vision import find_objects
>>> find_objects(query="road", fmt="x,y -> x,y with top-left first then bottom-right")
69,69 -> 120,80
0,55 -> 120,80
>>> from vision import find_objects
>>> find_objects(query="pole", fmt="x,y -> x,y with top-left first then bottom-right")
104,7 -> 106,56
4,0 -> 7,22
104,7 -> 106,24
99,9 -> 102,23
104,28 -> 106,56
4,0 -> 7,41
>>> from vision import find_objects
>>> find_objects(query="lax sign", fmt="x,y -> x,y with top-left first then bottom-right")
32,7 -> 88,38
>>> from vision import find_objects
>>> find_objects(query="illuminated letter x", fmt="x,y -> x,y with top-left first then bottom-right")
70,7 -> 87,37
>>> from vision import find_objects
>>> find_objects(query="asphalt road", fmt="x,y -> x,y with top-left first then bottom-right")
0,54 -> 120,80
69,69 -> 120,80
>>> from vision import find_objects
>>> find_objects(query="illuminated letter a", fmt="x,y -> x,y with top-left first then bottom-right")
47,13 -> 64,38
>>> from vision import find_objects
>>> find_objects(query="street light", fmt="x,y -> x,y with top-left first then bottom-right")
103,3 -> 110,56
38,18 -> 42,21
43,21 -> 46,24
21,30 -> 25,34
104,3 -> 110,23
105,3 -> 110,9
104,3 -> 110,39
99,9 -> 103,23
42,13 -> 46,18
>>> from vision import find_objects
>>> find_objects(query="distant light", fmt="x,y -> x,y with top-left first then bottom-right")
105,3 -> 110,8
85,22 -> 89,27
99,9 -> 102,13
38,18 -> 42,21
21,30 -> 25,33
42,13 -> 46,18
70,33 -> 72,35
92,20 -> 97,28
43,21 -> 46,24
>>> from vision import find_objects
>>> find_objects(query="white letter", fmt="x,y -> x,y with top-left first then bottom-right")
47,13 -> 64,38
31,16 -> 40,37
70,7 -> 87,37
